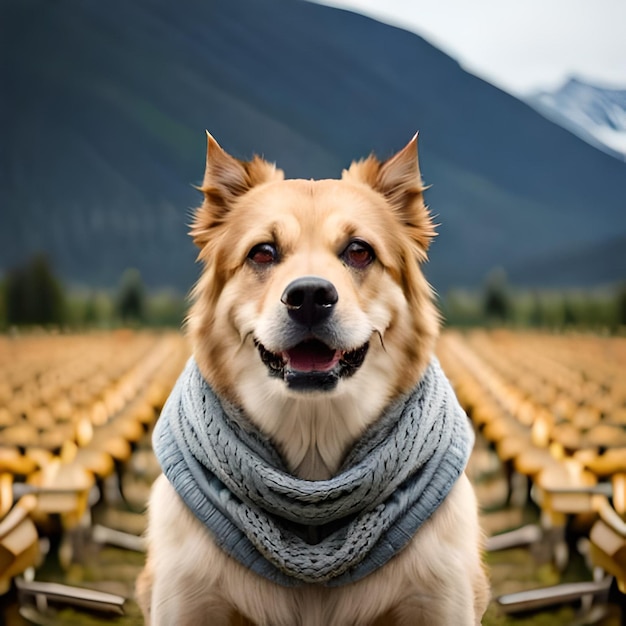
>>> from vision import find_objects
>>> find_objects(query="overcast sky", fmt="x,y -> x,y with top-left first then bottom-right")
311,0 -> 626,96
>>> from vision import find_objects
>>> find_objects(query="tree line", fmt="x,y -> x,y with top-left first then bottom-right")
443,268 -> 626,331
1,257 -> 625,332
0,255 -> 186,329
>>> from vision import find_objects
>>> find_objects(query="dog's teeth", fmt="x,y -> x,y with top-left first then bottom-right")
256,341 -> 286,373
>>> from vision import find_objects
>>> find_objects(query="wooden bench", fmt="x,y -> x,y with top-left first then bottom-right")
0,491 -> 40,595
589,499 -> 626,594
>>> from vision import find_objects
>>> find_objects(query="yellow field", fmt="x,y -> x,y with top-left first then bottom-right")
0,330 -> 189,485
1,329 -> 624,624
439,330 -> 626,623
0,330 -> 189,616
439,330 -> 626,478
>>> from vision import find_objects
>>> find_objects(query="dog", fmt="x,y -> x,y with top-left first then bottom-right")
136,132 -> 489,625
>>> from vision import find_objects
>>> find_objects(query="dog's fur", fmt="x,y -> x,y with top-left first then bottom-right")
137,133 -> 489,625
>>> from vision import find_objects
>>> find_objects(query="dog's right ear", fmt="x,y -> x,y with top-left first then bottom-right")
343,135 -> 435,255
191,132 -> 283,247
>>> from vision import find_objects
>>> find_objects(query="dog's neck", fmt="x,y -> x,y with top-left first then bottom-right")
273,398 -> 371,480
239,385 -> 391,481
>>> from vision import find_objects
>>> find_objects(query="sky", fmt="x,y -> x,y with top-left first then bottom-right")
311,0 -> 626,96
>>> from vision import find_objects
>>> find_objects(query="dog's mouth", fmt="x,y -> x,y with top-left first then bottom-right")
255,339 -> 369,391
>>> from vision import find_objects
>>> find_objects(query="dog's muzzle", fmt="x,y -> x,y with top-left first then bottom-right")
256,276 -> 369,391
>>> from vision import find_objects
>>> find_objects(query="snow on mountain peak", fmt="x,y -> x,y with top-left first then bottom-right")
527,77 -> 626,160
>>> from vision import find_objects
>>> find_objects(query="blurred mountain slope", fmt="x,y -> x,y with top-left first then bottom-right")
2,0 -> 625,290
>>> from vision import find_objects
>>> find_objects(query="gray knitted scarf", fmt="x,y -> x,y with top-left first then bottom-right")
153,357 -> 473,587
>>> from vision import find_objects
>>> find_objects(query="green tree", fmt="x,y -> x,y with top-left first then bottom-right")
562,296 -> 578,327
4,254 -> 65,326
442,289 -> 482,327
0,278 -> 6,329
146,289 -> 187,327
616,283 -> 626,329
117,268 -> 146,324
482,268 -> 511,324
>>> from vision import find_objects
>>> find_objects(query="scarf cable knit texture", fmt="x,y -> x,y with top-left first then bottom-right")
153,357 -> 474,587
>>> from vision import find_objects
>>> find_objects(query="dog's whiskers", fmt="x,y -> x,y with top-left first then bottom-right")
238,330 -> 255,352
374,329 -> 387,352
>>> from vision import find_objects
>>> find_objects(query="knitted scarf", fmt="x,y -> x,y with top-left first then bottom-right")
153,357 -> 474,587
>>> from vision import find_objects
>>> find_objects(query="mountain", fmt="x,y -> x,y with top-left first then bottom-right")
508,234 -> 626,288
527,78 -> 626,161
2,0 -> 626,294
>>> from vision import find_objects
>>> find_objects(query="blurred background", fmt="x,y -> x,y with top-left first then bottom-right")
2,0 -> 625,330
1,1 -> 626,625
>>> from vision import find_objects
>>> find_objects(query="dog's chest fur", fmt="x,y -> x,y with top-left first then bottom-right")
235,372 -> 394,480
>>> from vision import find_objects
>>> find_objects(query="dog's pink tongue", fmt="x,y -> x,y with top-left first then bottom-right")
286,341 -> 341,372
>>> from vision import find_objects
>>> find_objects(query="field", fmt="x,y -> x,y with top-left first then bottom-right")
1,329 -> 625,625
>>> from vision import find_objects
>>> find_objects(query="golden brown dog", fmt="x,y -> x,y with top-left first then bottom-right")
137,133 -> 489,625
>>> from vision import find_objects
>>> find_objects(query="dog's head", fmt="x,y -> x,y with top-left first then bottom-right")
187,133 -> 439,424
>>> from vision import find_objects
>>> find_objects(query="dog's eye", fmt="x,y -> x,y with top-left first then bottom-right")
341,240 -> 375,269
247,243 -> 279,265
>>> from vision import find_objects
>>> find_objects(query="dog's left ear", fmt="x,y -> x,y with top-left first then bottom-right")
191,132 -> 283,247
344,134 -> 435,252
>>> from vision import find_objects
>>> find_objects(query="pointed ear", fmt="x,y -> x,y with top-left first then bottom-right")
199,132 -> 251,198
191,132 -> 283,247
344,134 -> 435,252
376,132 -> 423,207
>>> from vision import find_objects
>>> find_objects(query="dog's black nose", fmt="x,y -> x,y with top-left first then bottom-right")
281,276 -> 338,327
